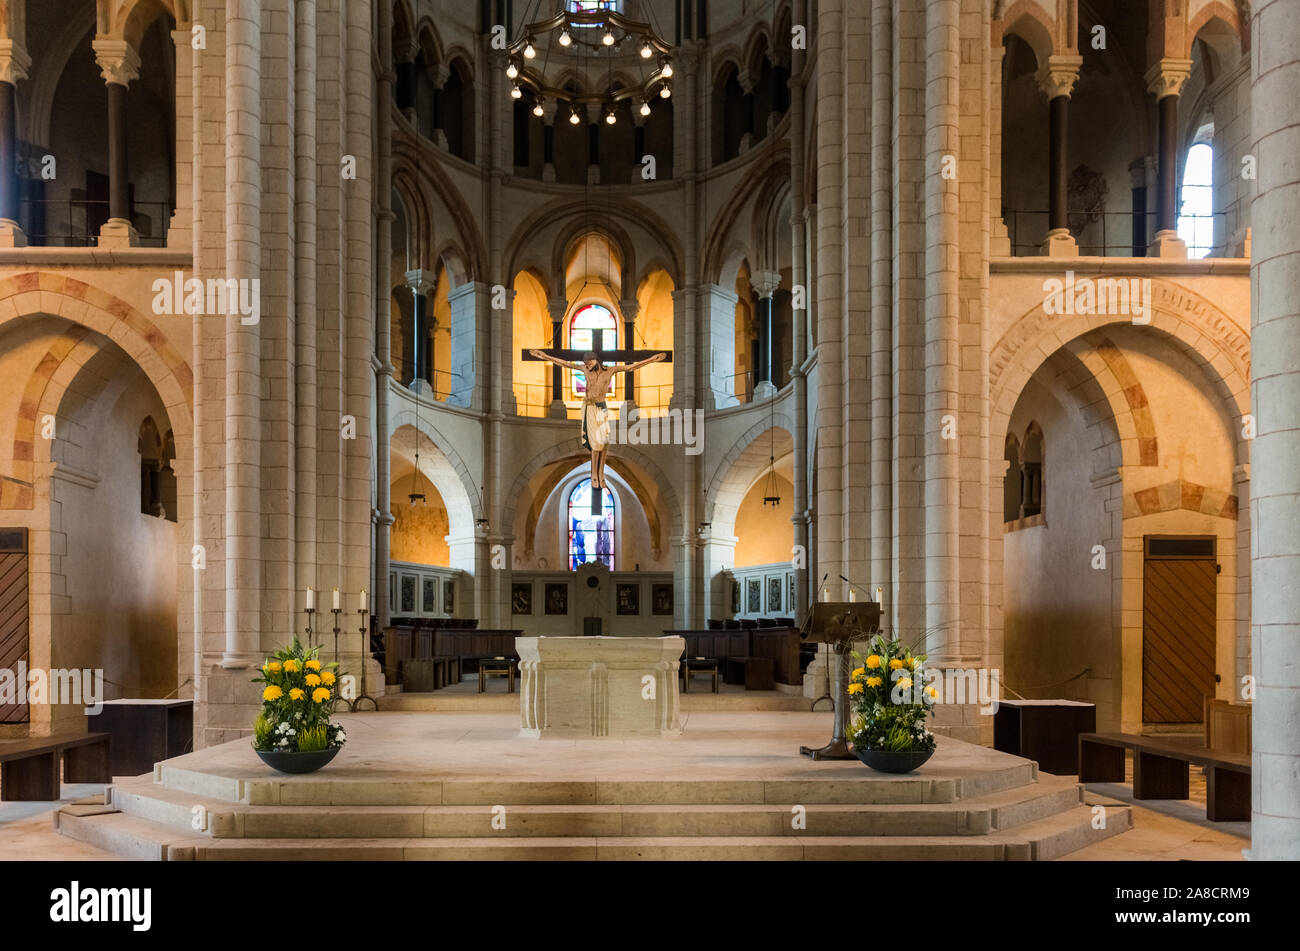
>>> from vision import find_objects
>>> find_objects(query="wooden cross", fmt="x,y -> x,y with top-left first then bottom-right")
521,344 -> 673,514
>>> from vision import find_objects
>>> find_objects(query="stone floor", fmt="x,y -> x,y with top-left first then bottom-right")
0,711 -> 1251,860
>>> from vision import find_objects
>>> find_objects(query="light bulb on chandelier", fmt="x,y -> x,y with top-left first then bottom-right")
569,107 -> 582,125
506,60 -> 519,79
639,100 -> 651,117
523,38 -> 536,59
602,26 -> 615,46
605,109 -> 617,125
559,27 -> 573,47
640,39 -> 653,59
660,84 -> 672,99
511,84 -> 522,100
660,60 -> 673,78
533,98 -> 545,117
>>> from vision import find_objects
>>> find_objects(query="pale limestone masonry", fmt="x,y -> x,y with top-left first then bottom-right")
0,0 -> 1291,858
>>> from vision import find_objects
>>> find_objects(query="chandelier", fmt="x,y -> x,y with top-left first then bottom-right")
506,3 -> 674,124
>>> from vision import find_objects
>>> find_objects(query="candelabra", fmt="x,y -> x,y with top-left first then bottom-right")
303,606 -> 316,650
350,607 -> 378,711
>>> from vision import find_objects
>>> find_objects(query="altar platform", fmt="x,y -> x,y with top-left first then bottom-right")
54,711 -> 1132,860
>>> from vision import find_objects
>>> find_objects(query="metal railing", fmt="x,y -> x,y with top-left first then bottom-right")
16,197 -> 173,248
513,380 -> 675,419
1004,209 -> 1224,258
393,367 -> 461,403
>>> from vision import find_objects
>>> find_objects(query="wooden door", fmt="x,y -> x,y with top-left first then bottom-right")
0,529 -> 29,723
1142,537 -> 1217,723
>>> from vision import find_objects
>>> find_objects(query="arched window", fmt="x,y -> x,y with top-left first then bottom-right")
1003,434 -> 1022,523
1177,140 -> 1214,259
568,304 -> 618,399
568,1 -> 621,14
568,478 -> 615,570
1021,422 -> 1044,519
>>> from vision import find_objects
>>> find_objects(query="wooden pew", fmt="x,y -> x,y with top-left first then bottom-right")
0,733 -> 111,800
1078,731 -> 1250,822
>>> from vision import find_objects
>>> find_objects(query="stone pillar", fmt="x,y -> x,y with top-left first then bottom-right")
1037,56 -> 1081,257
1145,58 -> 1192,258
1129,159 -> 1148,256
0,39 -> 30,247
751,269 -> 781,398
738,68 -> 757,152
405,267 -> 435,395
704,284 -> 739,407
427,61 -> 450,149
92,37 -> 141,248
923,0 -> 960,659
220,2 -> 261,668
374,0 -> 395,628
869,0 -> 893,610
1250,0 -> 1300,860
988,42 -> 1011,256
446,281 -> 479,407
587,111 -> 601,185
788,0 -> 810,621
541,98 -> 558,182
620,298 -> 640,405
546,296 -> 568,416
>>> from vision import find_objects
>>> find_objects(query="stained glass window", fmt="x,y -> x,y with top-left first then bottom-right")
568,304 -> 618,399
568,478 -> 615,570
568,1 -> 620,14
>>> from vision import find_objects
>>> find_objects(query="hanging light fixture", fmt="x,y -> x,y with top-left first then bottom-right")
507,4 -> 673,133
533,98 -> 545,118
762,397 -> 781,507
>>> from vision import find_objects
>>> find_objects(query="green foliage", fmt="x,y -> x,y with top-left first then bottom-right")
846,630 -> 938,754
250,638 -> 348,753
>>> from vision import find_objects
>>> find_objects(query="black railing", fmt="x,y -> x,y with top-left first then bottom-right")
16,198 -> 173,248
1004,209 -> 1224,258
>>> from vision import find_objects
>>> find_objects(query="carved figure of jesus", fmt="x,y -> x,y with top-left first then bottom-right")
527,349 -> 668,489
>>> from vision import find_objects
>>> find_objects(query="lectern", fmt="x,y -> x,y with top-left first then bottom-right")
798,601 -> 881,760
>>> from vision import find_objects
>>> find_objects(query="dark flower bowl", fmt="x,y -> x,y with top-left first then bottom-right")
852,747 -> 934,774
254,746 -> 341,775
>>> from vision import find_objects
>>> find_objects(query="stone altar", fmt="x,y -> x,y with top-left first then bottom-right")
517,635 -> 684,738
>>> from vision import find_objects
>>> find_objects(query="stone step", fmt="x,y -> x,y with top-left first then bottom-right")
107,772 -> 1081,839
55,802 -> 1128,861
155,760 -> 1037,807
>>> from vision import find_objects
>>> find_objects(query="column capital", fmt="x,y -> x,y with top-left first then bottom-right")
619,299 -> 640,321
426,61 -> 451,90
1036,54 -> 1082,100
751,269 -> 782,300
92,37 -> 141,87
547,296 -> 568,322
737,69 -> 758,94
0,39 -> 32,84
1144,58 -> 1193,99
405,267 -> 435,295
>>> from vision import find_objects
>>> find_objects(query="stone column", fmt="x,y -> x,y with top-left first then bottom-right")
374,0 -> 395,628
405,267 -> 435,395
547,296 -> 568,417
1129,159 -> 1148,256
1037,56 -> 1081,257
1145,58 -> 1192,258
988,42 -> 1011,256
92,37 -> 141,248
620,298 -> 640,406
869,0 -> 893,610
788,0 -> 810,620
0,39 -> 30,247
446,280 -> 480,408
1250,0 -> 1300,860
220,2 -> 262,667
751,269 -> 781,398
427,61 -> 450,149
541,98 -> 558,182
738,68 -> 757,152
705,284 -> 739,407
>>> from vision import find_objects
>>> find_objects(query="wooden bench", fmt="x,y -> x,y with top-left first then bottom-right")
0,732 -> 111,801
724,656 -> 775,691
1078,731 -> 1250,821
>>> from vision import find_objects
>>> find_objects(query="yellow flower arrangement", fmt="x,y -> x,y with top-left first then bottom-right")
866,654 -> 882,669
847,682 -> 864,695
263,661 -> 281,673
262,685 -> 283,701
253,638 -> 345,757
851,667 -> 865,680
866,675 -> 883,688
289,687 -> 305,701
305,673 -> 322,687
889,658 -> 905,670
311,687 -> 331,703
321,670 -> 336,686
305,659 -> 322,671
282,659 -> 300,673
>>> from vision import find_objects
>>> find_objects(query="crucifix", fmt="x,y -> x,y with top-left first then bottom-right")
523,343 -> 672,514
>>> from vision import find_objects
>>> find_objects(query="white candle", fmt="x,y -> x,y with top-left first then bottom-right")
359,588 -> 368,612
306,586 -> 315,610
849,589 -> 856,602
875,587 -> 883,603
332,587 -> 341,611
822,588 -> 828,602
